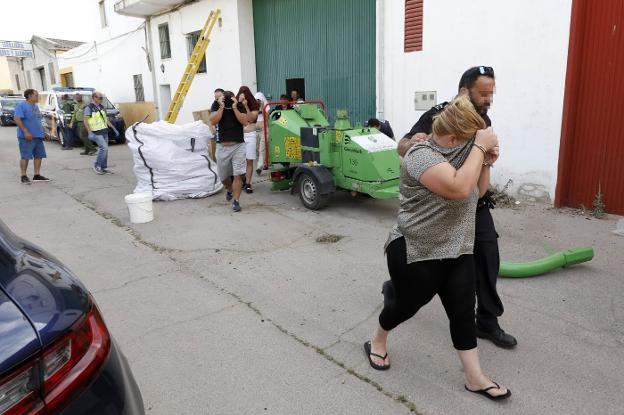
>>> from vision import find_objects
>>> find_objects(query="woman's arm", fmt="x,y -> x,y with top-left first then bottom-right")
419,148 -> 486,200
419,128 -> 497,200
246,109 -> 259,124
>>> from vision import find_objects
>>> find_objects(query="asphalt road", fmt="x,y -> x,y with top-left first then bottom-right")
0,126 -> 622,415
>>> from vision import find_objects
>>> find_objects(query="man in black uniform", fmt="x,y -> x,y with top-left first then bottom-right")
386,66 -> 517,349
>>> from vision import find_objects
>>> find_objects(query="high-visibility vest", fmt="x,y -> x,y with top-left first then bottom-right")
87,104 -> 108,131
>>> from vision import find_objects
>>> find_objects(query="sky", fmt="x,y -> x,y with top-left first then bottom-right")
0,0 -> 96,42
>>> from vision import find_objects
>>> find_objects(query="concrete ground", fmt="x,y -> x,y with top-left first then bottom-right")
0,126 -> 622,415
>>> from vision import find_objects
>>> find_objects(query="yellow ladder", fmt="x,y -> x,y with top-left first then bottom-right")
164,9 -> 220,123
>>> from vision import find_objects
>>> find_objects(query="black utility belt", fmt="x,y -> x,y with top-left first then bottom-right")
477,194 -> 496,210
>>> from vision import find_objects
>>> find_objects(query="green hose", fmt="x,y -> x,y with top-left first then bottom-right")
499,247 -> 594,278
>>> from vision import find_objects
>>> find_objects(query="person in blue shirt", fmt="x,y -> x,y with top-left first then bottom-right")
14,89 -> 50,184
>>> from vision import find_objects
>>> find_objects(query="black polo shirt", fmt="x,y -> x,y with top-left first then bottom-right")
210,100 -> 246,143
404,102 -> 492,138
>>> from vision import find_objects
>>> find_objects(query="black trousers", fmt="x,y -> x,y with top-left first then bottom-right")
379,237 -> 477,350
381,207 -> 505,332
474,207 -> 504,331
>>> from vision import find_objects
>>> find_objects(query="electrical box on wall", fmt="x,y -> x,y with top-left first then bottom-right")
414,91 -> 437,110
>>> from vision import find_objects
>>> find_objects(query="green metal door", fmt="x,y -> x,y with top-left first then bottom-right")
253,0 -> 376,125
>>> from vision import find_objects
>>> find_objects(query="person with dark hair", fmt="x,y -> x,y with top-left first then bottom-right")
366,96 -> 510,401
210,90 -> 248,212
367,117 -> 395,140
277,94 -> 292,110
14,89 -> 50,184
290,89 -> 304,103
390,66 -> 517,349
84,91 -> 119,175
236,86 -> 260,193
60,95 -> 75,150
70,93 -> 96,155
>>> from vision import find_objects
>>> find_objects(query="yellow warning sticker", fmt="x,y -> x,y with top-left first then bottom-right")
335,130 -> 342,142
278,117 -> 288,126
284,136 -> 302,160
274,145 -> 281,158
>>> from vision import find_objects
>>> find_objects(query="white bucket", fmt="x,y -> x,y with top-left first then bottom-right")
124,192 -> 154,224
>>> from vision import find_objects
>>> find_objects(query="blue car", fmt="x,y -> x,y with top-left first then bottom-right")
0,220 -> 144,415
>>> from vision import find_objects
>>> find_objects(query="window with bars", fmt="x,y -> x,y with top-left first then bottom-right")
158,23 -> 171,59
404,0 -> 424,52
133,74 -> 145,102
186,31 -> 207,74
26,71 -> 32,88
15,74 -> 21,91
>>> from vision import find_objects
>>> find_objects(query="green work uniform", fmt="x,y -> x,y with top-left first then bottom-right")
71,101 -> 95,153
62,101 -> 75,114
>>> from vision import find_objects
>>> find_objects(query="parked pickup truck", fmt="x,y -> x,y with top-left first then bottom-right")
38,87 -> 126,146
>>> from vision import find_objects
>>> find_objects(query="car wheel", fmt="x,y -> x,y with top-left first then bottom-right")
0,118 -> 6,126
297,173 -> 328,210
115,135 -> 126,144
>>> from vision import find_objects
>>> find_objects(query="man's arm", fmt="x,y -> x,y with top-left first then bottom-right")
231,99 -> 248,125
14,117 -> 32,141
210,99 -> 224,125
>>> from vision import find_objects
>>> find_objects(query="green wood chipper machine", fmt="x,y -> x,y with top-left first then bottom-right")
262,101 -> 400,210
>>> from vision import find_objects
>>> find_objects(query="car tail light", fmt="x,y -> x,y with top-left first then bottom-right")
0,298 -> 111,415
271,171 -> 286,181
43,302 -> 111,413
0,363 -> 44,415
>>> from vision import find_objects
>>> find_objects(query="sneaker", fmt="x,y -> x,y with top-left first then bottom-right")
232,200 -> 242,212
21,175 -> 31,185
88,149 -> 98,156
226,191 -> 233,202
93,166 -> 105,175
244,184 -> 254,194
101,169 -> 114,174
80,151 -> 89,155
32,175 -> 51,182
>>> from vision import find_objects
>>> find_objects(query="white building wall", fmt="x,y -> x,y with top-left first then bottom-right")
380,0 -> 573,199
23,39 -> 61,91
149,0 -> 256,123
57,0 -> 153,106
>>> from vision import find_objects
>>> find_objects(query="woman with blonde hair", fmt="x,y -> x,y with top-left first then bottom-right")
365,96 -> 510,401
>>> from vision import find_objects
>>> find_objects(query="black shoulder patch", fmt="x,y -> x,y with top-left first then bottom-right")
433,101 -> 449,111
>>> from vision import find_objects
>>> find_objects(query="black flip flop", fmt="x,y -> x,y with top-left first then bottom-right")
465,381 -> 511,401
364,341 -> 390,371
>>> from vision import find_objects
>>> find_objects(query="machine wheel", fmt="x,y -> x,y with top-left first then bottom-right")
0,118 -> 6,126
298,173 -> 328,210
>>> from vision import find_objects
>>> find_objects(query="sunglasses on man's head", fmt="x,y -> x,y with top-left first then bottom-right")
478,66 -> 494,75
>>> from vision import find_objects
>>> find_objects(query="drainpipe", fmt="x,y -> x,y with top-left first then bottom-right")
376,0 -> 385,120
145,18 -> 160,120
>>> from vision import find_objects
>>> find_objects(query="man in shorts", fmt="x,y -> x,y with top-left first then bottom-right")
14,89 -> 50,184
210,91 -> 248,212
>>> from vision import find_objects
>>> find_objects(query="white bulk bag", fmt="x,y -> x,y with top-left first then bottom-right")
126,120 -> 223,201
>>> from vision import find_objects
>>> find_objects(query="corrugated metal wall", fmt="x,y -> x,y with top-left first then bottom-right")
253,0 -> 376,124
556,0 -> 624,214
